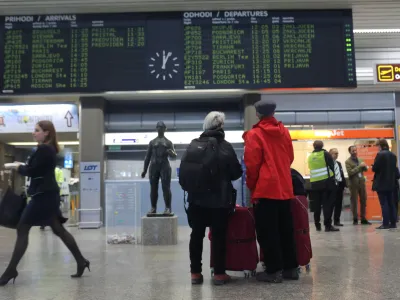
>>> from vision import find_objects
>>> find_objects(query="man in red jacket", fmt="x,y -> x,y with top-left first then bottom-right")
243,100 -> 298,283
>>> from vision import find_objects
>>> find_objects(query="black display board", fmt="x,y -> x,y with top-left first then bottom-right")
0,10 -> 356,95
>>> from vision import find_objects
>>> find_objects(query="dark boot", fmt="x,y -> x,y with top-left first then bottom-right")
353,219 -> 358,225
282,268 -> 299,280
256,271 -> 283,283
325,225 -> 340,232
361,219 -> 372,225
315,223 -> 322,231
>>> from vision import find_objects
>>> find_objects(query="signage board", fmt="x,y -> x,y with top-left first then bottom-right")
0,104 -> 79,133
1,9 -> 356,95
376,64 -> 400,83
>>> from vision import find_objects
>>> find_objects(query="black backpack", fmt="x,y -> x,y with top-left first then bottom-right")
291,168 -> 307,196
179,137 -> 220,193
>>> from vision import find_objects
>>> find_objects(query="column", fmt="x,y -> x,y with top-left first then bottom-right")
243,93 -> 261,131
79,96 -> 105,228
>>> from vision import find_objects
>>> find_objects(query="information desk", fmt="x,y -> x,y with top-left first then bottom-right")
1,9 -> 356,94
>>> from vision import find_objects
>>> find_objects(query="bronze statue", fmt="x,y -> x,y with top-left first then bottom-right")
141,121 -> 177,216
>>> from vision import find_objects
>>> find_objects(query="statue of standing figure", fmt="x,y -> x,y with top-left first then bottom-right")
141,121 -> 177,216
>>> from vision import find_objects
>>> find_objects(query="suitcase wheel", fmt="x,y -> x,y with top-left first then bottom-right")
251,270 -> 257,277
244,270 -> 251,278
306,264 -> 311,272
297,267 -> 302,274
261,262 -> 266,270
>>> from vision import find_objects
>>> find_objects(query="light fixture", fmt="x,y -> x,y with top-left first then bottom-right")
9,141 -> 79,146
353,29 -> 400,34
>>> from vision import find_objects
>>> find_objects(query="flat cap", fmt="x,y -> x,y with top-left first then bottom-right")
254,100 -> 276,116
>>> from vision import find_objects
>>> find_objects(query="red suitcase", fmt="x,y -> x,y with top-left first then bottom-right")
209,206 -> 259,277
291,195 -> 312,268
259,196 -> 312,270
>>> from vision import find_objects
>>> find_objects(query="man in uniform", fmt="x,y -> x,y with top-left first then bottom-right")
308,141 -> 339,232
329,148 -> 347,227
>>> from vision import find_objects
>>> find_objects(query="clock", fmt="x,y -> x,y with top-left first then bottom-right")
149,50 -> 180,80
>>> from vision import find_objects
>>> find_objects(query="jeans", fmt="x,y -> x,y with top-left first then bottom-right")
188,204 -> 229,275
377,191 -> 396,226
255,199 -> 298,274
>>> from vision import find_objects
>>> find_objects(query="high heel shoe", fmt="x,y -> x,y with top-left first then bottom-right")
71,259 -> 90,278
0,270 -> 18,286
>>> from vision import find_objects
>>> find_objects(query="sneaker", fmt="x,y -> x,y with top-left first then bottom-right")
282,268 -> 299,280
376,225 -> 389,230
361,219 -> 372,225
325,226 -> 340,232
353,219 -> 358,225
315,223 -> 322,231
213,274 -> 231,286
256,271 -> 283,283
191,273 -> 204,285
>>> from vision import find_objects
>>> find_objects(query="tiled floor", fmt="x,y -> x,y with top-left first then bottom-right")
0,224 -> 399,300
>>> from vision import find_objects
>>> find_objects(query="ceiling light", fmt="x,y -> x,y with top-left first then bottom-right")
9,141 -> 79,146
354,29 -> 400,34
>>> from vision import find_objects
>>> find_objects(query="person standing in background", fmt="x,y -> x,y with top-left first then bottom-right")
372,139 -> 397,229
345,146 -> 371,225
329,148 -> 347,227
244,100 -> 298,283
308,141 -> 338,232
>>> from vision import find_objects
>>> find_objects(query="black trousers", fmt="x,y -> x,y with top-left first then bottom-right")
310,189 -> 335,227
255,200 -> 298,274
333,186 -> 345,223
188,204 -> 229,275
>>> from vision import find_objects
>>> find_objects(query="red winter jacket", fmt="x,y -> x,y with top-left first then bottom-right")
243,117 -> 294,202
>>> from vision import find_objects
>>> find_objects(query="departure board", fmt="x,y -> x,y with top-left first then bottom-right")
0,10 -> 356,95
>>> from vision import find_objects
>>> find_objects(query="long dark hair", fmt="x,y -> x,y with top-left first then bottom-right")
37,120 -> 60,154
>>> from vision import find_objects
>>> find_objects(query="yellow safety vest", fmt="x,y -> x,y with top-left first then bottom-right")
308,151 -> 334,183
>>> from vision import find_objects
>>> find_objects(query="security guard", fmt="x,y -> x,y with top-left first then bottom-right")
308,140 -> 339,232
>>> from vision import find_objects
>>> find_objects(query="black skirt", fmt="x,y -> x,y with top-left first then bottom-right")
19,191 -> 66,226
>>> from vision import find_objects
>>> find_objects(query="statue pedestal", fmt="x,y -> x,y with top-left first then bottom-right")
141,216 -> 178,245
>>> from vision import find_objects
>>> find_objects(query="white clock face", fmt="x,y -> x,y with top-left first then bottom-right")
149,50 -> 179,80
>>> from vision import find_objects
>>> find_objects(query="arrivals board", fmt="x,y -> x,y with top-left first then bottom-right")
0,10 -> 356,95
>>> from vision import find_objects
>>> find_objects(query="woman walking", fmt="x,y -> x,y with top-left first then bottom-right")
0,120 -> 89,285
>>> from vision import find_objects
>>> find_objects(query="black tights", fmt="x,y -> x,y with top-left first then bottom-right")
4,217 -> 84,274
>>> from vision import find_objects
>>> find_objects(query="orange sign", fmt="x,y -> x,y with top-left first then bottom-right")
289,129 -> 394,140
356,144 -> 381,221
376,64 -> 400,82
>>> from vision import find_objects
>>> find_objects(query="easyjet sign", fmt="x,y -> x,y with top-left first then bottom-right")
290,129 -> 394,140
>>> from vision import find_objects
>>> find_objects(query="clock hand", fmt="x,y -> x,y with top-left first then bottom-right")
161,52 -> 172,70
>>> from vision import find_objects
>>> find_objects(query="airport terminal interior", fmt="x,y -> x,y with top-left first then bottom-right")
1,0 -> 400,299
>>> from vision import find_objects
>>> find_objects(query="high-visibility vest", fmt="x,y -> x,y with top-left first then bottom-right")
308,151 -> 334,183
55,167 -> 64,191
